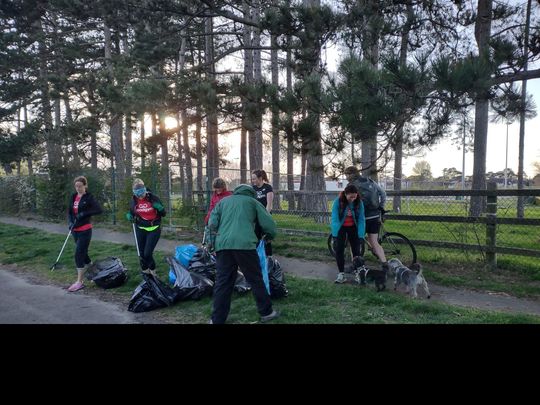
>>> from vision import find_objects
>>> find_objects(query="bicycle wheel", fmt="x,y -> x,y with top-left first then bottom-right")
327,234 -> 337,257
327,234 -> 366,258
379,232 -> 417,266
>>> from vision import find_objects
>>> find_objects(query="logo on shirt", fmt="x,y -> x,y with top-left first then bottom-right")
136,202 -> 153,213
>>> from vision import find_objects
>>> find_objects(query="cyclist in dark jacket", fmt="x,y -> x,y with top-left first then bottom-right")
344,166 -> 388,272
126,178 -> 166,277
67,176 -> 103,292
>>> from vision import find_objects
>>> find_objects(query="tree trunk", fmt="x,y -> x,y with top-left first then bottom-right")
240,4 -> 250,183
36,17 -> 61,170
301,0 -> 326,215
205,16 -> 219,181
158,113 -> 170,214
286,38 -> 295,211
178,124 -> 186,201
393,0 -> 414,212
104,21 -> 126,190
470,0 -> 492,217
517,0 -> 532,219
271,24 -> 280,209
63,96 -> 80,170
178,34 -> 193,203
140,113 -> 146,171
181,109 -> 193,203
243,1 -> 256,173
252,0 -> 263,171
195,107 -> 204,204
360,0 -> 381,181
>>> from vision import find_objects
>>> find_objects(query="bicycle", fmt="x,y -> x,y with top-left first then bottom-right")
327,209 -> 417,267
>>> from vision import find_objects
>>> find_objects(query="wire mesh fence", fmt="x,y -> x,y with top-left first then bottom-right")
1,167 -> 539,268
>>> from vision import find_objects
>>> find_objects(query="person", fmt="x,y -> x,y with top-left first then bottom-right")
67,176 -> 103,292
344,166 -> 388,271
330,184 -> 365,284
251,169 -> 274,256
204,177 -> 232,224
126,178 -> 166,277
207,184 -> 279,324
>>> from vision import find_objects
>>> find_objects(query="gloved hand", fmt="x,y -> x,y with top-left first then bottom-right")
126,212 -> 134,222
152,202 -> 164,211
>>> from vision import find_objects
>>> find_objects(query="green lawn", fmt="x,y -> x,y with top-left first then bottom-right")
1,222 -> 539,324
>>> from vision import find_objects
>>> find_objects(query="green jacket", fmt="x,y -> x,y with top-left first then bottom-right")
208,184 -> 277,251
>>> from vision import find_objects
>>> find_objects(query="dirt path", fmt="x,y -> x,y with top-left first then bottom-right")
2,215 -> 540,319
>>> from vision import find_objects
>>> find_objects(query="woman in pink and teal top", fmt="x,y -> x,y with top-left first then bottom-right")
67,176 -> 103,292
330,184 -> 365,284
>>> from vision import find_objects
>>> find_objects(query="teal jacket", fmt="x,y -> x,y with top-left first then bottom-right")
330,197 -> 365,238
208,184 -> 277,251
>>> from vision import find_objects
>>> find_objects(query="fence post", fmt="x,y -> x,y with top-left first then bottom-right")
111,163 -> 117,225
486,181 -> 497,270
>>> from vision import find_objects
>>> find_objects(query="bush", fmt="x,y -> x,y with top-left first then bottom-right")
0,175 -> 36,214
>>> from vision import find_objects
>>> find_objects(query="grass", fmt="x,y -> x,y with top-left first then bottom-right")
1,222 -> 540,324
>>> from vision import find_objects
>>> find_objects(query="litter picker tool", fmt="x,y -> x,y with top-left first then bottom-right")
50,225 -> 74,271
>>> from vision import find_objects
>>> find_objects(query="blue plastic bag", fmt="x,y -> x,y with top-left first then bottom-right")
169,268 -> 176,285
257,240 -> 270,295
175,244 -> 199,267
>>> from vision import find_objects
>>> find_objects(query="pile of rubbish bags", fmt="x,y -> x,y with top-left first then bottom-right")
128,244 -> 288,313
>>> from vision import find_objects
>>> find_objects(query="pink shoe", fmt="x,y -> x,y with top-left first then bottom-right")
68,281 -> 85,292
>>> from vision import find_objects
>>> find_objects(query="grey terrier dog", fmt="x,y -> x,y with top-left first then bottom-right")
387,258 -> 431,299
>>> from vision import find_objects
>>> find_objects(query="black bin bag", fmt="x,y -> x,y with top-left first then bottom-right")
267,257 -> 288,298
86,257 -> 128,289
166,256 -> 213,301
234,271 -> 251,294
188,248 -> 217,282
128,273 -> 176,313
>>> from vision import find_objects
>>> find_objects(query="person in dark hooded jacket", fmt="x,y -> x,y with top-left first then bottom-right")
67,176 -> 103,292
126,178 -> 166,277
207,184 -> 279,324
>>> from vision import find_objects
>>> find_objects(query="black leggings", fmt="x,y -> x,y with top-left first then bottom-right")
135,226 -> 161,270
72,229 -> 92,268
335,225 -> 362,272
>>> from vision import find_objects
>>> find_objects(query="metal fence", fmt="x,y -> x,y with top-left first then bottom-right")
1,167 -> 539,268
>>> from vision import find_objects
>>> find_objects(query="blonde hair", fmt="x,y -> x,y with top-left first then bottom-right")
132,178 -> 145,189
74,176 -> 88,190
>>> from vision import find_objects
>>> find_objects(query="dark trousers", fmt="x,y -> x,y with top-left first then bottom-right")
72,229 -> 92,268
211,249 -> 273,324
135,226 -> 161,270
335,225 -> 362,272
255,223 -> 272,256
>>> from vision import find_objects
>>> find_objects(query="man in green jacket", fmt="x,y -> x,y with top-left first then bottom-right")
208,184 -> 279,324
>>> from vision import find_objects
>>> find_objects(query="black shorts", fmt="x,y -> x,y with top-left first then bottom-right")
365,217 -> 381,235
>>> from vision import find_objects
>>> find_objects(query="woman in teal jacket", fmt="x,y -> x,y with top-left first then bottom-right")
330,184 -> 365,284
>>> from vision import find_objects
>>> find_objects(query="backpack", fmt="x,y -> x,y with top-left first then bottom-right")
354,178 -> 380,211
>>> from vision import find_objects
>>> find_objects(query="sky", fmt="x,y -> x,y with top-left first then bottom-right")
163,0 -> 540,180
399,79 -> 540,179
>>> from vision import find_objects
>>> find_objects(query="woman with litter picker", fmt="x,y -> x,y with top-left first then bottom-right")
126,178 -> 166,277
67,176 -> 103,292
